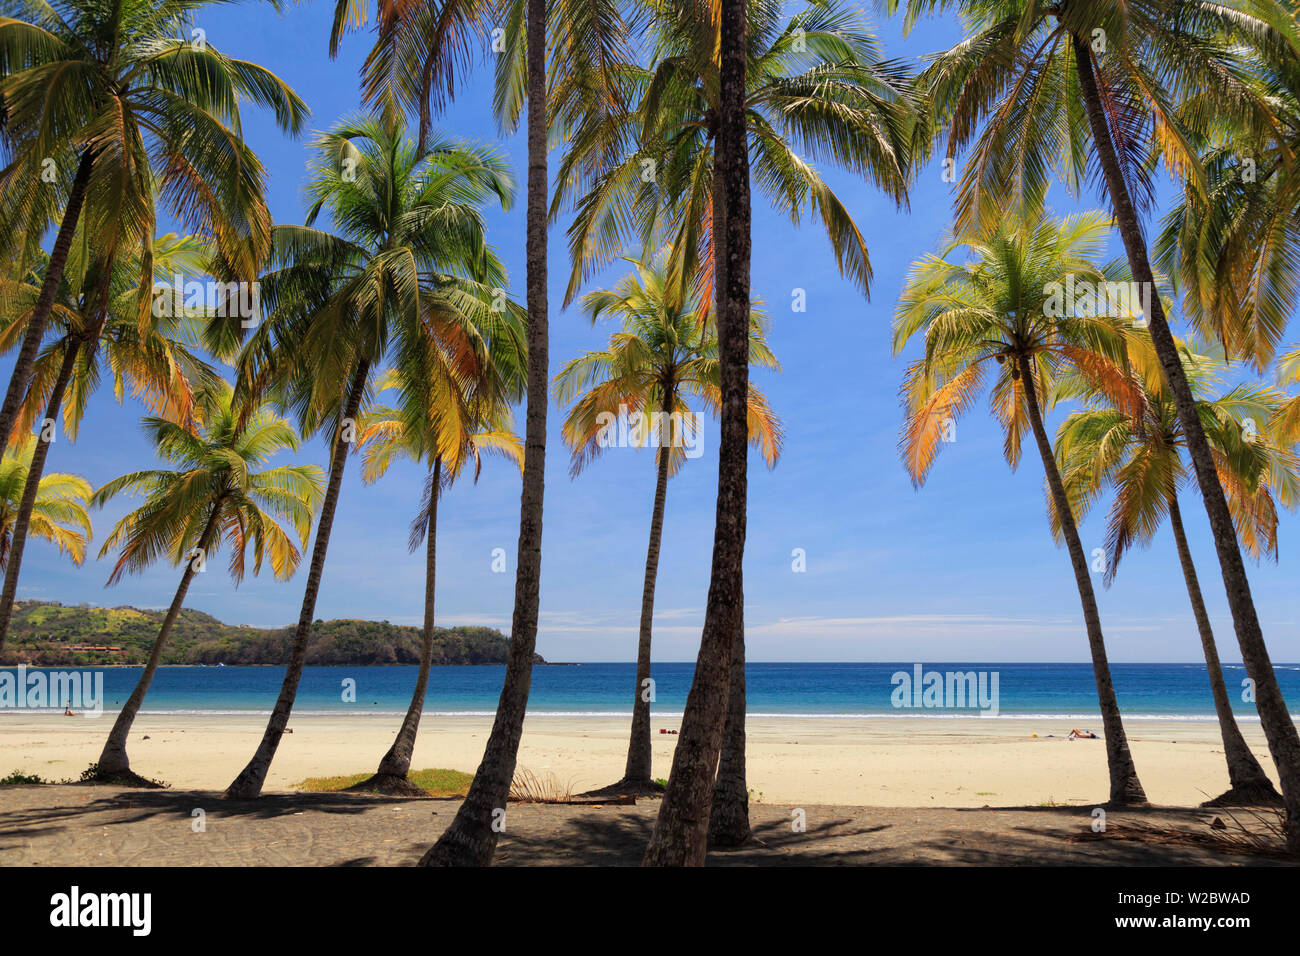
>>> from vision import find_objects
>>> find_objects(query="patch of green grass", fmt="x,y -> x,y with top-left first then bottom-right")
296,768 -> 474,797
653,778 -> 668,787
1,770 -> 51,785
0,769 -> 82,785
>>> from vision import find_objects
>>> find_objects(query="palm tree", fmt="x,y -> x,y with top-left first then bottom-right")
893,208 -> 1148,805
88,384 -> 323,782
331,0 -> 631,868
620,0 -> 914,866
345,377 -> 523,794
0,0 -> 307,455
554,0 -> 914,309
894,0 -> 1300,847
414,0 -> 550,847
553,258 -> 781,797
643,0 -> 745,868
0,436 -> 90,579
222,110 -> 519,800
0,232 -> 219,652
1055,337 -> 1298,805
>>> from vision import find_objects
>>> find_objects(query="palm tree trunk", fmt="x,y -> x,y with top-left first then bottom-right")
620,439 -> 671,787
224,360 -> 370,799
1167,494 -> 1280,804
95,503 -> 224,778
417,0 -> 548,865
709,608 -> 750,846
0,149 -> 93,456
643,0 -> 750,866
1019,352 -> 1146,804
363,457 -> 441,793
0,341 -> 80,652
1072,35 -> 1300,840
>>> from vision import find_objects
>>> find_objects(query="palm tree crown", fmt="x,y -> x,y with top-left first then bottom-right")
555,0 -> 916,305
1,231 -> 221,442
0,0 -> 308,275
357,368 -> 525,540
894,208 -> 1137,480
231,108 -> 522,439
554,258 -> 782,477
0,436 -> 90,571
93,383 -> 323,585
1055,337 -> 1299,579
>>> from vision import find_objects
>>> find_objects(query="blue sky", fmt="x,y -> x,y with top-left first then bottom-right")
9,2 -> 1299,663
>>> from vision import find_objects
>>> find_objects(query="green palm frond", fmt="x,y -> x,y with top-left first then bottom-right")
0,436 -> 92,570
555,255 -> 782,479
552,0 -> 915,306
1054,335 -> 1295,582
896,206 -> 1140,486
94,383 -> 323,585
0,0 -> 307,295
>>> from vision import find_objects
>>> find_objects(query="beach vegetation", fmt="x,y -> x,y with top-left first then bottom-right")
896,0 -> 1300,847
87,383 -> 323,783
221,108 -> 517,801
345,355 -> 526,795
894,207 -> 1148,804
0,770 -> 52,785
555,257 -> 780,796
0,0 -> 307,573
1055,336 -> 1295,806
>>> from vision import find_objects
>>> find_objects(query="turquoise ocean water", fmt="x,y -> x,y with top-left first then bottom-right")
7,661 -> 1300,719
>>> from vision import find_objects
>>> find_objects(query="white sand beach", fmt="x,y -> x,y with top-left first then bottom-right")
0,712 -> 1278,807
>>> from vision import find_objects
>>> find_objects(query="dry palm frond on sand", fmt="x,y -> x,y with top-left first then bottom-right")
1073,807 -> 1292,859
509,769 -> 575,804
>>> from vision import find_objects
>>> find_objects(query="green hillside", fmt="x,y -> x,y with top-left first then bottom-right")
1,601 -> 542,667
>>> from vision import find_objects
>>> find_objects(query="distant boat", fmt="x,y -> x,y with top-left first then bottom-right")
217,662 -> 226,668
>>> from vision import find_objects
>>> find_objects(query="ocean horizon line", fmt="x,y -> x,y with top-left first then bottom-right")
6,660 -> 1296,668
9,662 -> 1297,721
8,709 -> 1299,721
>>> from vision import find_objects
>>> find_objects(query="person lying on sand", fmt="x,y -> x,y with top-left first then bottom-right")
1068,728 -> 1097,739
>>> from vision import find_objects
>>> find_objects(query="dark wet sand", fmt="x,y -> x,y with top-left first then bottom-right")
0,785 -> 1293,866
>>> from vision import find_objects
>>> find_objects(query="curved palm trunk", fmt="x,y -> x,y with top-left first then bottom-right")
0,342 -> 81,652
95,504 -> 224,778
1072,34 -> 1300,842
224,360 -> 370,799
620,440 -> 671,788
1168,494 -> 1280,804
643,0 -> 750,866
417,0 -> 548,865
709,608 -> 750,846
1019,352 -> 1146,804
362,457 -> 441,792
0,150 -> 93,457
